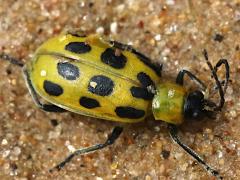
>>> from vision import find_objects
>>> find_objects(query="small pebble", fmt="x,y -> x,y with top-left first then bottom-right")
154,126 -> 160,132
110,22 -> 118,34
219,159 -> 225,165
96,27 -> 104,34
166,0 -> 175,5
154,34 -> 161,41
96,177 -> 103,180
161,150 -> 170,159
2,150 -> 11,158
13,147 -> 21,156
1,139 -> 8,145
50,119 -> 59,127
67,144 -> 76,153
213,33 -> 224,42
145,174 -> 152,180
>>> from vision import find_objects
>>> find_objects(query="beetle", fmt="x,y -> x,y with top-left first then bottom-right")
0,31 -> 229,179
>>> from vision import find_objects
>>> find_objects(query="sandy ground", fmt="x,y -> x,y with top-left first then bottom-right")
0,0 -> 239,179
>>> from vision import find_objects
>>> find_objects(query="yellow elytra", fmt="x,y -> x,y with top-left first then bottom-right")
27,32 -> 168,123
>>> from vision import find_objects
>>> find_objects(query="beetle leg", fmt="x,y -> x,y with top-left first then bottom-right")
22,68 -> 66,112
109,40 -> 163,77
0,53 -> 24,67
168,124 -> 223,179
49,126 -> 123,172
176,69 -> 207,91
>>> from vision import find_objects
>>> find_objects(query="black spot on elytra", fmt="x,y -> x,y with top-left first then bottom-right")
108,40 -> 162,76
79,97 -> 100,109
43,80 -> 63,96
130,86 -> 154,100
115,106 -> 145,119
65,42 -> 91,54
57,62 -> 80,80
101,48 -> 127,69
88,75 -> 114,96
137,72 -> 155,88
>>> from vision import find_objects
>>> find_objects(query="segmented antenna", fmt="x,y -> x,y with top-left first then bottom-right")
202,49 -> 227,111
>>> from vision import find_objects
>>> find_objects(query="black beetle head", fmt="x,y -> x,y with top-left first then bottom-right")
184,90 -> 205,120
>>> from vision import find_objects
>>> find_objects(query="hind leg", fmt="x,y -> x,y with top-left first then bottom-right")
49,126 -> 123,172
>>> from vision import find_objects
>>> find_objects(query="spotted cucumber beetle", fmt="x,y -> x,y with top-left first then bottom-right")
0,31 -> 229,179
